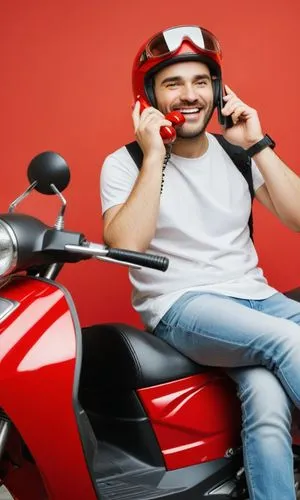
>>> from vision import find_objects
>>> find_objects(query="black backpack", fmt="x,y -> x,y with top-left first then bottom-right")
125,134 -> 255,239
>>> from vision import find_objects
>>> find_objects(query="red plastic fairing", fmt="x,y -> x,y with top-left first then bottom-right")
0,276 -> 96,499
137,372 -> 241,470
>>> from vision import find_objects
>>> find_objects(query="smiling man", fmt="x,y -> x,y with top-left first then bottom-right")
154,61 -> 214,142
100,25 -> 300,500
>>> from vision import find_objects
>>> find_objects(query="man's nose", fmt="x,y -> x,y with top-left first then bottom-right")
180,84 -> 198,102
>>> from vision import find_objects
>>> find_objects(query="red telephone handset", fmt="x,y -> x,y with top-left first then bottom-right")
136,96 -> 185,144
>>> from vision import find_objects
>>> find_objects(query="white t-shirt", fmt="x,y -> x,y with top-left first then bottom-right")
100,133 -> 277,331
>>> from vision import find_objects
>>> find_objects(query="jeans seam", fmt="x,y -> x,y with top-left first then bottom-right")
243,431 -> 256,500
276,366 -> 300,408
174,323 -> 254,349
237,376 -> 258,500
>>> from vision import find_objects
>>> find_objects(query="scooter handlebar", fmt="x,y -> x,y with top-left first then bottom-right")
106,247 -> 169,272
64,243 -> 169,272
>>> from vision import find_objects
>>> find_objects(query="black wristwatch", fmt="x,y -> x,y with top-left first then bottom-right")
246,134 -> 276,158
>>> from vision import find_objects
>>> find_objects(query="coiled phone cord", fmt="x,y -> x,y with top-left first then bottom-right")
161,144 -> 172,194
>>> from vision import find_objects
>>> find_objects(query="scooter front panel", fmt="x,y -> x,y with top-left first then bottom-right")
0,275 -> 97,499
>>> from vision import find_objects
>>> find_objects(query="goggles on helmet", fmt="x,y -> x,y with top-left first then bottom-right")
139,25 -> 222,66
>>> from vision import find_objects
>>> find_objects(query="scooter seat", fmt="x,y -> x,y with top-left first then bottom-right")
284,287 -> 300,302
81,323 -> 205,390
80,288 -> 300,391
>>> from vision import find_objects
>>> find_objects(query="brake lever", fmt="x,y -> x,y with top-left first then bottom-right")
94,255 -> 141,269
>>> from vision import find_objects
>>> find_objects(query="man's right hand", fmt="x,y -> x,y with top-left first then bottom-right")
132,101 -> 171,164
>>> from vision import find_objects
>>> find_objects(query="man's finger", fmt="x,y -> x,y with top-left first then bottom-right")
132,100 -> 141,132
141,115 -> 173,131
223,99 -> 244,114
224,84 -> 236,96
231,106 -> 247,123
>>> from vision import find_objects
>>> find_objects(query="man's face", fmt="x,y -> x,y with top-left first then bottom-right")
154,61 -> 215,139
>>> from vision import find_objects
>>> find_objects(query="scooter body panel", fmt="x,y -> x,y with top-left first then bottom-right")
0,275 -> 97,499
138,373 -> 241,470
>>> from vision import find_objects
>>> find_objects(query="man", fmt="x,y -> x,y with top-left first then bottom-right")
100,25 -> 300,499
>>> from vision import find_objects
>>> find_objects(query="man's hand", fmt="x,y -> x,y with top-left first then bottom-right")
221,85 -> 264,149
132,101 -> 172,163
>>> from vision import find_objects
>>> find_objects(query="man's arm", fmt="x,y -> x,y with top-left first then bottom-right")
253,149 -> 300,232
221,85 -> 300,232
102,101 -> 172,252
103,155 -> 164,251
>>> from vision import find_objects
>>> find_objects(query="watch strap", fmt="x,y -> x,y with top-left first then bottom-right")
246,134 -> 275,158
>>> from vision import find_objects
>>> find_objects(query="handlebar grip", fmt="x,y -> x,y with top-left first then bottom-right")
106,248 -> 169,272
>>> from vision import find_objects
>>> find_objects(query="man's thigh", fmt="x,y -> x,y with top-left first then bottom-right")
155,291 -> 300,367
251,292 -> 300,326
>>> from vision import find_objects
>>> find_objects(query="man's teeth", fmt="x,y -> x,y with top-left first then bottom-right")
179,108 -> 201,114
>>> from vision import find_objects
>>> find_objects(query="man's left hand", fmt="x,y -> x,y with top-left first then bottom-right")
221,85 -> 264,149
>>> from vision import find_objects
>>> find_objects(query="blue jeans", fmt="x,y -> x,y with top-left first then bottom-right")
154,291 -> 300,500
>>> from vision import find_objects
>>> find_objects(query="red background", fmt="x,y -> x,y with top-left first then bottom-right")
1,0 -> 299,329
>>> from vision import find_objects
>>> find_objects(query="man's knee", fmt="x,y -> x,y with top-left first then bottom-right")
233,367 -> 293,429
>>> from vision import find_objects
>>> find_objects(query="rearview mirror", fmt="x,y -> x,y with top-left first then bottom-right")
27,151 -> 70,195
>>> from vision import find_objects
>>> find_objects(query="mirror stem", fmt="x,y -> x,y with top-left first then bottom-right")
50,183 -> 67,230
8,181 -> 38,213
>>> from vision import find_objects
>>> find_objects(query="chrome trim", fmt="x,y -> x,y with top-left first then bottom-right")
0,220 -> 18,276
0,409 -> 11,461
50,183 -> 67,230
0,297 -> 19,323
65,243 -> 107,256
206,478 -> 238,496
65,244 -> 141,269
94,255 -> 141,269
43,262 -> 61,280
8,181 -> 37,213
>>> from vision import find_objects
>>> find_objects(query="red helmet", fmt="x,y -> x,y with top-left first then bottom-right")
132,25 -> 223,108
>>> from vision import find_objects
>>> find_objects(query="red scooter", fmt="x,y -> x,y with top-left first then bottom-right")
0,152 -> 300,500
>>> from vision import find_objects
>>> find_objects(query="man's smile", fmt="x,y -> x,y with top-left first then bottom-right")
174,106 -> 205,121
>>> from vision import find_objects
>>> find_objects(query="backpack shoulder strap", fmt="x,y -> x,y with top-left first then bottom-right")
213,133 -> 254,200
125,141 -> 143,169
213,133 -> 254,240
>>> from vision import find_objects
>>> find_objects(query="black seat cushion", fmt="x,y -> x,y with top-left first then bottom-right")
284,287 -> 300,302
80,323 -> 205,390
80,288 -> 300,391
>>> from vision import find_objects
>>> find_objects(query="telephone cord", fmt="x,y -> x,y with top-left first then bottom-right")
161,144 -> 172,194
